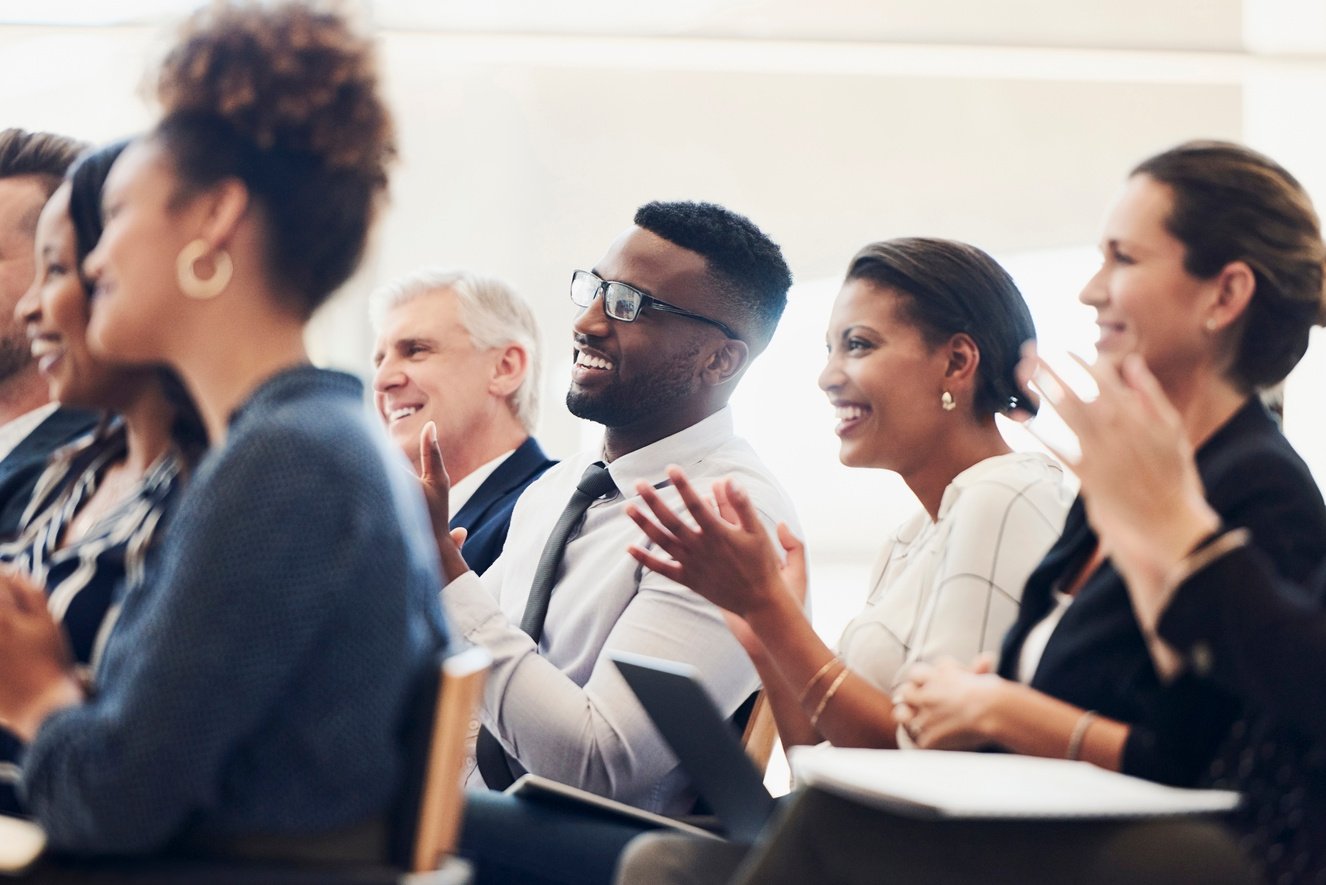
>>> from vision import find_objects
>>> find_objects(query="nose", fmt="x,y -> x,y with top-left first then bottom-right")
83,241 -> 105,288
15,279 -> 40,328
372,357 -> 405,394
817,349 -> 843,394
1078,264 -> 1108,308
572,287 -> 612,338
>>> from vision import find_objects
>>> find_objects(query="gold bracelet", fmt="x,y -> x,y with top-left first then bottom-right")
1066,709 -> 1098,761
810,667 -> 851,729
799,656 -> 842,703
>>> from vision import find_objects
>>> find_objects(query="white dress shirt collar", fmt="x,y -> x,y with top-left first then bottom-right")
600,406 -> 734,497
0,402 -> 59,463
448,447 -> 517,520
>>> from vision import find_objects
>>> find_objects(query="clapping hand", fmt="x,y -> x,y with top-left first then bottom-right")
624,465 -> 805,621
1017,348 -> 1220,591
418,421 -> 469,581
0,568 -> 82,741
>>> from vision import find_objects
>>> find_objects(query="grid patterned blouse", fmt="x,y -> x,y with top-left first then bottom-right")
837,451 -> 1072,692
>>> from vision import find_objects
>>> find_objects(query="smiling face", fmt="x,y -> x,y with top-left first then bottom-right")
83,139 -> 194,367
372,288 -> 505,471
818,279 -> 952,472
16,184 -> 132,408
0,175 -> 49,382
1079,174 -> 1216,385
567,226 -> 726,443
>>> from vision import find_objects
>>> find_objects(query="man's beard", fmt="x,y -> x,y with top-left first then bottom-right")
566,340 -> 700,429
0,330 -> 33,385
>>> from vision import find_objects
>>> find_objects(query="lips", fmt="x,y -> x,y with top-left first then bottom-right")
831,401 -> 871,436
29,336 -> 63,375
386,404 -> 421,423
571,344 -> 616,386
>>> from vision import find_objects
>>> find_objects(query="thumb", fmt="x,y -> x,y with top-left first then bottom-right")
450,526 -> 467,549
419,422 -> 444,483
970,651 -> 997,674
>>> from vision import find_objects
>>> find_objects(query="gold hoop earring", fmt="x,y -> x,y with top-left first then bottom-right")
941,391 -> 956,412
177,239 -> 232,300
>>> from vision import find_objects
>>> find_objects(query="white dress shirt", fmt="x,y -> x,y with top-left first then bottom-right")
839,451 -> 1071,693
447,448 -> 515,520
444,406 -> 798,814
0,403 -> 58,463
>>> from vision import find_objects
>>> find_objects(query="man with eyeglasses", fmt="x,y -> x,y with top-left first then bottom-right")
436,202 -> 796,853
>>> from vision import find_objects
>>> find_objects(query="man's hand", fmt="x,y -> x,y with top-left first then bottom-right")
419,421 -> 470,582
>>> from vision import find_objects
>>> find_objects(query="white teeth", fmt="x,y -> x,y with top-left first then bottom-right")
388,406 -> 419,422
29,339 -> 57,359
835,405 -> 867,421
576,353 -> 614,371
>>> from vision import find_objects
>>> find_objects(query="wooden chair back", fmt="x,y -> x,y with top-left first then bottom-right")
403,645 -> 491,874
740,691 -> 778,776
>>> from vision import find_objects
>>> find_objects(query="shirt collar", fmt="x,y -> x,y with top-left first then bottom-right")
448,447 -> 517,519
600,407 -> 735,497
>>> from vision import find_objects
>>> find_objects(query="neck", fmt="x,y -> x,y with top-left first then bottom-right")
117,381 -> 177,477
1158,366 -> 1248,450
902,419 -> 1012,521
175,313 -> 310,445
0,368 -> 51,426
440,416 -> 528,485
601,399 -> 725,463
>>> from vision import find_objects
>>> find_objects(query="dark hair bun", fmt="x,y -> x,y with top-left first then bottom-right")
155,1 -> 394,186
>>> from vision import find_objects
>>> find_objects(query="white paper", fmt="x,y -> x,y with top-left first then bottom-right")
790,747 -> 1241,820
0,815 -> 45,873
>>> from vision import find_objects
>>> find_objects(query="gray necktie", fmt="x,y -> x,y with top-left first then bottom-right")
477,461 -> 617,789
518,461 -> 617,641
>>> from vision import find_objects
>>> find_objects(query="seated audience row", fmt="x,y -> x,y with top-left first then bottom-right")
0,3 -> 1322,885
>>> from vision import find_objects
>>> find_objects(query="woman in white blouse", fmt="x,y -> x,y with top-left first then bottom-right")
627,236 -> 1072,751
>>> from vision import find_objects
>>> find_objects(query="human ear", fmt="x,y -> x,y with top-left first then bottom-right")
701,338 -> 749,386
942,332 -> 981,386
1207,260 -> 1256,331
191,178 -> 250,251
489,343 -> 529,397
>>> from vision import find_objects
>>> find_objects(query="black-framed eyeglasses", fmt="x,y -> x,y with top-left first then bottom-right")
570,270 -> 740,341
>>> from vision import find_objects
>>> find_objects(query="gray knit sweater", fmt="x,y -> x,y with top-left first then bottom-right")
22,366 -> 449,854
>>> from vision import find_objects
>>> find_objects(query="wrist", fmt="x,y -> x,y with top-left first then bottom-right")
10,674 -> 83,743
742,580 -> 797,633
975,677 -> 1017,746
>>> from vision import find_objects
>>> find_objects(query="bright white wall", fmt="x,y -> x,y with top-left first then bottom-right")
2,0 -> 1323,616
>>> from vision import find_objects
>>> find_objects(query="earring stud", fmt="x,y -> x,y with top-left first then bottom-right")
941,391 -> 956,412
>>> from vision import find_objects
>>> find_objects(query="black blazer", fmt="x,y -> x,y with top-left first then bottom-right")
451,436 -> 555,575
999,398 -> 1326,786
0,407 -> 99,538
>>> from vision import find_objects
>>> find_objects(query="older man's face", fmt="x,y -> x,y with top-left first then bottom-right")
0,177 -> 49,381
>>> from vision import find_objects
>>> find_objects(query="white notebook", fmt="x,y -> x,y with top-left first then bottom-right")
789,747 -> 1242,820
0,814 -> 45,874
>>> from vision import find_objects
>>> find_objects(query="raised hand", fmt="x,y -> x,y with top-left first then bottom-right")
1018,348 -> 1220,590
624,465 -> 802,619
418,421 -> 469,581
0,568 -> 82,741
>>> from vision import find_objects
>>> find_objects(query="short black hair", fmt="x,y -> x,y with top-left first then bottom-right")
847,238 -> 1037,416
634,201 -> 792,354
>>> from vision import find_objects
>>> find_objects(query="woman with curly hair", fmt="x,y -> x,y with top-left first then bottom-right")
0,140 -> 206,818
0,0 -> 448,860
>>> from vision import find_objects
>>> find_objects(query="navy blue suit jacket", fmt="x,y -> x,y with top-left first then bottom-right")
0,406 -> 99,538
451,436 -> 555,575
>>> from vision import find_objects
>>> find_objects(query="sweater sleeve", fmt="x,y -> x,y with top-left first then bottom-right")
20,424 -> 396,854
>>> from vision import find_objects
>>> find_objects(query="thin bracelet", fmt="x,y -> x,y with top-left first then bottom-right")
799,656 -> 842,703
1066,709 -> 1098,761
810,667 -> 851,729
